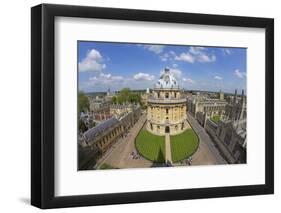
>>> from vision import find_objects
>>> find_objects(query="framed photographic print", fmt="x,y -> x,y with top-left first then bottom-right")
31,4 -> 274,209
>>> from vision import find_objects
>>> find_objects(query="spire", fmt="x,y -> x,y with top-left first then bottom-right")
234,89 -> 237,104
239,89 -> 246,120
219,89 -> 224,100
231,89 -> 238,121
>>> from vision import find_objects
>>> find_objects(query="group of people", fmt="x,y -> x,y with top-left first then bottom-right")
130,151 -> 141,160
186,157 -> 193,165
180,157 -> 193,165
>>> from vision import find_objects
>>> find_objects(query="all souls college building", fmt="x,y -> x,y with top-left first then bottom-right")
147,68 -> 190,135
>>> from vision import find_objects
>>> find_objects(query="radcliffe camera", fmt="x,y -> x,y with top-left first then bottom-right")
77,42 -> 247,170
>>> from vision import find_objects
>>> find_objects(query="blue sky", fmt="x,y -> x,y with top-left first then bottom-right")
78,41 -> 246,94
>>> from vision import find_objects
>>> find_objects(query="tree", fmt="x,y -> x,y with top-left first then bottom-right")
128,93 -> 141,103
112,96 -> 117,104
113,88 -> 141,104
79,119 -> 87,133
117,88 -> 130,103
78,91 -> 89,113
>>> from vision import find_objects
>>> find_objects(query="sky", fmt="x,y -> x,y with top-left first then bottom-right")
78,41 -> 246,94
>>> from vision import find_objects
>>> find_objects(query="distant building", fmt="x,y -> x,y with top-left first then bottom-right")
79,104 -> 141,159
219,89 -> 224,100
88,96 -> 111,113
105,87 -> 115,101
147,68 -> 190,135
87,95 -> 112,122
187,91 -> 227,126
81,117 -> 123,154
204,89 -> 247,163
141,93 -> 148,107
119,105 -> 142,134
110,103 -> 135,118
224,89 -> 247,121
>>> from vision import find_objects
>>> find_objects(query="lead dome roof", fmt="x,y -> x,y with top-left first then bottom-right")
155,68 -> 179,89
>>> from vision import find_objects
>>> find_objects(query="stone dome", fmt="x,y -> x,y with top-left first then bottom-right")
155,68 -> 179,89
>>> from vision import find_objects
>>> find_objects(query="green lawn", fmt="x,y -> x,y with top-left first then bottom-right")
170,129 -> 199,162
135,129 -> 165,163
211,115 -> 220,123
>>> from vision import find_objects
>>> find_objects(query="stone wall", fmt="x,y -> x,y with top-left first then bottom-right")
204,119 -> 246,163
147,102 -> 189,135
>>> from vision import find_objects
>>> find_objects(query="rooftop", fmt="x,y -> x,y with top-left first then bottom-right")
83,117 -> 120,144
155,68 -> 179,89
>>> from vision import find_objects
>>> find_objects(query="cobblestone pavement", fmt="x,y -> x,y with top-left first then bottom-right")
99,113 -> 153,169
187,112 -> 227,165
97,112 -> 227,169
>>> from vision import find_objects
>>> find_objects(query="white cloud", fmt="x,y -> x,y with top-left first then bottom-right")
189,47 -> 206,55
89,76 -> 98,81
160,68 -> 182,79
172,63 -> 178,68
133,72 -> 155,81
197,54 -> 216,63
169,51 -> 176,56
174,46 -> 216,63
140,45 -> 165,54
112,76 -> 124,81
89,72 -> 124,83
160,53 -> 169,61
234,69 -> 246,78
79,49 -> 106,72
214,75 -> 223,80
100,73 -> 111,79
84,72 -> 129,92
159,51 -> 177,62
222,48 -> 232,55
101,73 -> 124,81
169,68 -> 182,79
175,52 -> 195,63
183,78 -> 195,84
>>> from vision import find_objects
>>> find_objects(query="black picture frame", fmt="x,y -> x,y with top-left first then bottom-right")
31,3 -> 274,209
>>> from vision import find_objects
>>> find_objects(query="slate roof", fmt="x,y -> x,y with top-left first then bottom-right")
83,117 -> 120,144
